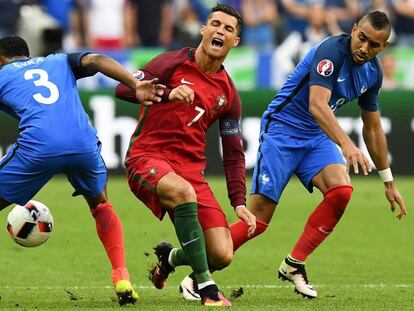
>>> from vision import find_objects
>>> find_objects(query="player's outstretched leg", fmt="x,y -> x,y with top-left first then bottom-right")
90,201 -> 139,305
149,242 -> 176,289
179,273 -> 201,301
278,256 -> 317,299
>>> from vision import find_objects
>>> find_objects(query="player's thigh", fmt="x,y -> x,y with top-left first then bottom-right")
297,136 -> 348,193
251,132 -> 303,203
0,146 -> 54,205
65,151 -> 108,199
126,155 -> 177,220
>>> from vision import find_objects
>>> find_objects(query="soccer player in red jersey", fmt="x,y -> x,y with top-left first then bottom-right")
115,3 -> 256,307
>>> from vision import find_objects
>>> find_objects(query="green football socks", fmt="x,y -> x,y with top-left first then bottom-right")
172,202 -> 212,284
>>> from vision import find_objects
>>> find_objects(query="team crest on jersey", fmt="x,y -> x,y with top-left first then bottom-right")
215,94 -> 227,111
133,70 -> 145,80
148,167 -> 157,176
316,59 -> 334,77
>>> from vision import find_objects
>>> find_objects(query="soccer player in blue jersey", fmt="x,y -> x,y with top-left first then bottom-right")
179,11 -> 408,301
228,10 -> 407,299
0,36 -> 163,305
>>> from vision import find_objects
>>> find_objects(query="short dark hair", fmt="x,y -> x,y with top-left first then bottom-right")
361,11 -> 391,32
207,3 -> 242,35
0,36 -> 30,58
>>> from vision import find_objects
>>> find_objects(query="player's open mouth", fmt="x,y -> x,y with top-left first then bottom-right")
211,38 -> 224,48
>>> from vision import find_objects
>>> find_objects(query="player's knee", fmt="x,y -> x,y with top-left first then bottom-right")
208,250 -> 233,270
325,185 -> 353,215
162,180 -> 196,207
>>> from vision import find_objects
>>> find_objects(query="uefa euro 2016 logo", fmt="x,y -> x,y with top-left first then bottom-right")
316,59 -> 334,77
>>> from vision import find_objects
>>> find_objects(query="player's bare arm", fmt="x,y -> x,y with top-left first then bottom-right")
309,85 -> 372,175
360,109 -> 407,219
80,53 -> 164,105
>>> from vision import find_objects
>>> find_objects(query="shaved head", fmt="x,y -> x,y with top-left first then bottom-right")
358,11 -> 391,40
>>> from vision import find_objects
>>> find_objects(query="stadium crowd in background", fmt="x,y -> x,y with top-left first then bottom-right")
1,1 -> 414,80
3,1 -> 412,48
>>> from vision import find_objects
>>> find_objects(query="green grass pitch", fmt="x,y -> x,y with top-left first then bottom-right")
0,176 -> 413,310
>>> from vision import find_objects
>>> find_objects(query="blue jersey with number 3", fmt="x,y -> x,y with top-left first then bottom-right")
0,53 -> 97,156
264,34 -> 383,136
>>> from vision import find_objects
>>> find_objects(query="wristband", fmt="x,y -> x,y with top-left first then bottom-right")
378,168 -> 393,182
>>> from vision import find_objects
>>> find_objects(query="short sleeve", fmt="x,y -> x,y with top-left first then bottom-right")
309,38 -> 346,91
67,52 -> 94,80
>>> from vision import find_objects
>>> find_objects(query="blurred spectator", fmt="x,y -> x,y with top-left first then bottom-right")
18,2 -> 62,55
188,0 -> 219,22
360,0 -> 396,43
241,0 -> 278,51
273,1 -> 342,87
186,0 -> 239,23
0,0 -> 24,37
390,0 -> 414,46
279,0 -> 308,37
80,0 -> 127,50
380,51 -> 398,90
39,0 -> 82,50
125,0 -> 174,48
325,0 -> 361,33
174,0 -> 202,48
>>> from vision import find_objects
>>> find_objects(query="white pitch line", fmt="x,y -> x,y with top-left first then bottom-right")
0,284 -> 412,290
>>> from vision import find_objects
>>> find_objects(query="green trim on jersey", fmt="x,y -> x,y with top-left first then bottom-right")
129,172 -> 156,192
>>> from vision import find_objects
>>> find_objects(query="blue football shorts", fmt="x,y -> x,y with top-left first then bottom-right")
251,130 -> 346,203
0,143 -> 107,205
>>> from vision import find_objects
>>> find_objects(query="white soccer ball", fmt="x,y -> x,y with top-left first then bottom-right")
6,200 -> 54,247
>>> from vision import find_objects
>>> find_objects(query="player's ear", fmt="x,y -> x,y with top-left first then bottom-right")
200,25 -> 206,36
351,23 -> 358,36
232,36 -> 240,47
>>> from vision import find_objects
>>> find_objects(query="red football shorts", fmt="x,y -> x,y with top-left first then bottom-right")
126,155 -> 229,230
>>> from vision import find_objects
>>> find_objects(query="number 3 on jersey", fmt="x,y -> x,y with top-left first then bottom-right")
187,106 -> 205,126
24,69 -> 60,105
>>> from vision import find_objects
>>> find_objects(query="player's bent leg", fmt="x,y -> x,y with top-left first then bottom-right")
279,164 -> 353,299
156,173 -> 218,297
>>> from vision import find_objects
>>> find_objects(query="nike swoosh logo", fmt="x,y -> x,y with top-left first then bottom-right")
337,77 -> 346,82
181,78 -> 195,85
361,86 -> 367,94
182,237 -> 200,246
318,227 -> 332,234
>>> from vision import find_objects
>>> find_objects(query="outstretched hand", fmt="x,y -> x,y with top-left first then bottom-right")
384,182 -> 407,220
342,143 -> 372,175
135,78 -> 165,105
235,206 -> 256,237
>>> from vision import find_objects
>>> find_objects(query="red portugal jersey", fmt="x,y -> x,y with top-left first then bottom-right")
116,48 -> 246,207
